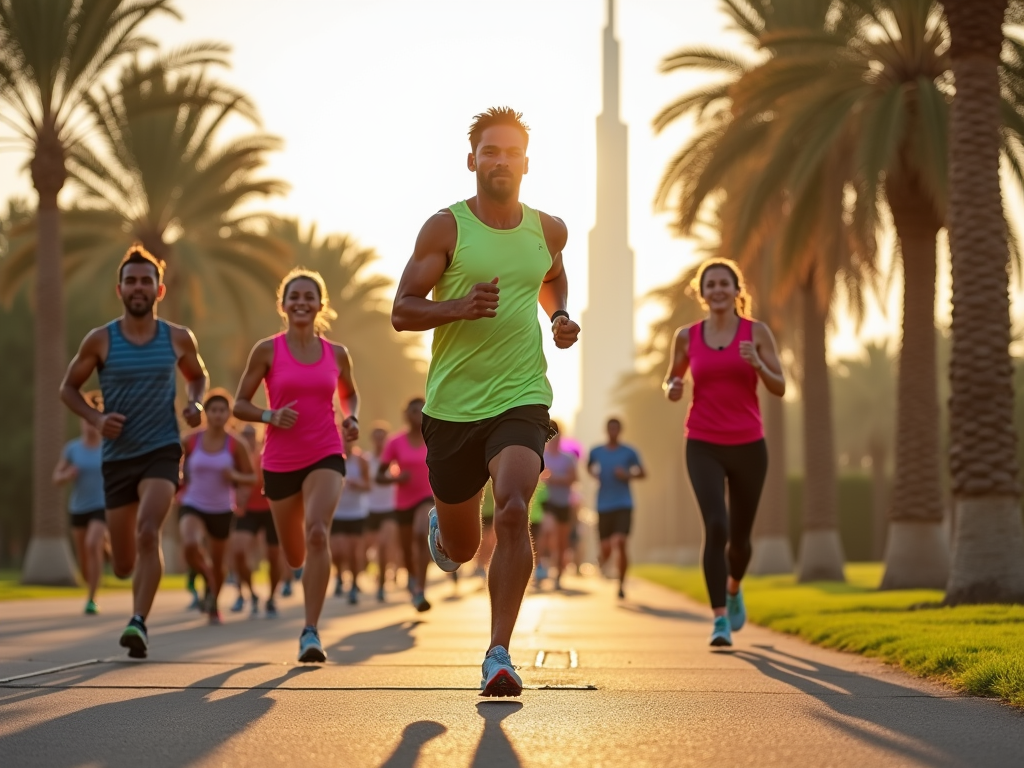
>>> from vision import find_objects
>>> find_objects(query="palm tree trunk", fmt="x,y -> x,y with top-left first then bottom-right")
21,131 -> 76,584
944,0 -> 1024,604
797,277 -> 845,582
750,387 -> 794,574
881,183 -> 949,589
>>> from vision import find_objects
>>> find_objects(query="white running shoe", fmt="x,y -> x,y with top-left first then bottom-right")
480,646 -> 523,697
427,508 -> 460,573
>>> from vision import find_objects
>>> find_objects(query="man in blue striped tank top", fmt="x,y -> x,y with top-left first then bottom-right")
61,246 -> 208,659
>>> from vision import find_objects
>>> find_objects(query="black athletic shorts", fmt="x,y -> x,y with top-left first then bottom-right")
331,518 -> 365,536
69,509 -> 106,528
598,508 -> 633,540
234,509 -> 279,546
543,501 -> 571,524
422,404 -> 551,505
365,510 -> 395,532
262,454 -> 346,501
103,443 -> 182,509
179,505 -> 234,541
395,498 -> 433,527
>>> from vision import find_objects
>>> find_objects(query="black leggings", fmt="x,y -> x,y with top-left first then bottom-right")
685,438 -> 768,609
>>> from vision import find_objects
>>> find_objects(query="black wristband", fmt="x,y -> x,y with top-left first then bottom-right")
550,310 -> 569,323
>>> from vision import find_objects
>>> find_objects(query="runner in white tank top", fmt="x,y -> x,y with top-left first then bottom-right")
330,436 -> 370,604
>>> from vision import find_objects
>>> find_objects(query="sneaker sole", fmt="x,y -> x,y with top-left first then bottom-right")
119,631 -> 148,659
298,646 -> 327,663
709,635 -> 733,647
480,669 -> 523,697
414,599 -> 432,613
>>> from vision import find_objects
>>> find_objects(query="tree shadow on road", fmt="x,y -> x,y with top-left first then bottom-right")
328,620 -> 422,664
0,663 -> 316,768
733,644 -> 1024,767
377,721 -> 447,767
472,701 -> 523,768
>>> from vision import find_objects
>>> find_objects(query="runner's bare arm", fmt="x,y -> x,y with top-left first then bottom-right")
233,340 -> 276,423
664,327 -> 691,402
740,322 -> 786,397
226,438 -> 256,485
60,328 -> 118,435
171,325 -> 208,428
52,454 -> 77,485
538,213 -> 579,349
392,212 -> 500,331
349,454 -> 372,493
335,343 -> 360,442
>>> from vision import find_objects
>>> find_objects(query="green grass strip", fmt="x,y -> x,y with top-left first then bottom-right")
636,563 -> 1024,708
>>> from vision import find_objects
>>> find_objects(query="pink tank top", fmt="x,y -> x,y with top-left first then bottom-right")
180,433 -> 235,513
262,334 -> 344,472
685,318 -> 764,445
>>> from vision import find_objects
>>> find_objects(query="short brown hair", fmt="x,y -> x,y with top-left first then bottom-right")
468,107 -> 530,153
117,243 -> 165,283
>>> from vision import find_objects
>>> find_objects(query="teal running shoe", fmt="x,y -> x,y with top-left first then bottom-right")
230,595 -> 245,613
726,588 -> 746,631
119,618 -> 148,658
84,600 -> 99,615
264,599 -> 278,619
710,616 -> 733,647
412,592 -> 431,613
347,586 -> 358,605
298,626 -> 326,663
480,646 -> 523,697
427,508 -> 459,573
250,596 -> 260,617
281,581 -> 293,597
376,586 -> 386,603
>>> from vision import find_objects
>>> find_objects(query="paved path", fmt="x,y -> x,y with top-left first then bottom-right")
1,571 -> 1022,767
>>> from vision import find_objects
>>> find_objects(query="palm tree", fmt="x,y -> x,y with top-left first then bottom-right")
0,0 -> 180,584
0,50 -> 293,387
271,219 -> 426,430
654,0 -> 873,581
943,0 -> 1024,604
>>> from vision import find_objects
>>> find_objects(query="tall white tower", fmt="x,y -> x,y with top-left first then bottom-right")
577,0 -> 635,451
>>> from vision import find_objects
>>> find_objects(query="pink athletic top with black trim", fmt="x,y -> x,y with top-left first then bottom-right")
685,317 -> 764,445
262,333 -> 343,472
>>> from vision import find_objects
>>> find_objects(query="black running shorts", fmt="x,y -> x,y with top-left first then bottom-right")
597,508 -> 633,540
394,498 -> 433,527
69,509 -> 106,528
365,510 -> 395,532
262,454 -> 346,501
234,509 -> 280,546
179,505 -> 233,541
331,518 -> 365,536
543,501 -> 571,524
103,443 -> 182,509
422,404 -> 551,505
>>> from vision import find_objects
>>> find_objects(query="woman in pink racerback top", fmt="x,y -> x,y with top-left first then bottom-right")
663,258 -> 786,648
232,269 -> 360,663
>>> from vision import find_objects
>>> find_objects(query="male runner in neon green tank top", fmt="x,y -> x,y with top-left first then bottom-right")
392,107 -> 580,697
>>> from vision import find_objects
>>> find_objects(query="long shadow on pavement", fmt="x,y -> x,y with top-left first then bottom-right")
733,644 -> 1024,768
327,620 -> 422,664
0,663 -> 317,768
377,721 -> 447,767
472,701 -> 523,768
616,602 -> 705,622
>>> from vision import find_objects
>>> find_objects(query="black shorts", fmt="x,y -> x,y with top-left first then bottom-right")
422,404 -> 551,505
234,509 -> 279,546
395,498 -> 434,527
598,508 -> 633,540
365,511 -> 395,532
69,509 -> 106,528
331,518 -> 365,536
262,454 -> 346,501
179,506 -> 233,541
103,443 -> 182,509
543,502 -> 571,524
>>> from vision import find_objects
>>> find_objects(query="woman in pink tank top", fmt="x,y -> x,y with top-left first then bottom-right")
663,258 -> 786,648
233,269 -> 360,663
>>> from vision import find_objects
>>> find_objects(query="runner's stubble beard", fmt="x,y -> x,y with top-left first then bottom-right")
123,292 -> 156,318
478,167 -> 520,204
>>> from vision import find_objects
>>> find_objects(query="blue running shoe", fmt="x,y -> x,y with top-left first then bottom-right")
187,590 -> 201,611
334,577 -> 343,597
230,595 -> 245,613
377,586 -> 386,603
726,588 -> 746,631
427,508 -> 459,573
480,646 -> 523,697
294,567 -> 304,580
710,616 -> 732,647
120,617 -> 148,659
298,626 -> 326,663
250,596 -> 260,617
264,599 -> 278,619
348,586 -> 358,605
281,581 -> 293,598
412,592 -> 432,612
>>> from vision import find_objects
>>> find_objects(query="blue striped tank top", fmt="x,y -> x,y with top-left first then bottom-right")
98,319 -> 181,461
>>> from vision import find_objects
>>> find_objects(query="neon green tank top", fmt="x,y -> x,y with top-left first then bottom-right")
424,200 -> 554,422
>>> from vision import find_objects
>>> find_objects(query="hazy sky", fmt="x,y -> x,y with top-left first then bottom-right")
1,1 -> 1018,425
